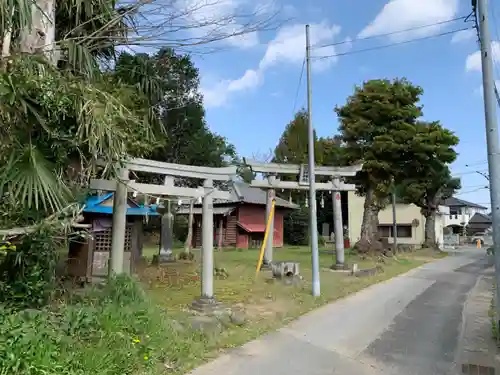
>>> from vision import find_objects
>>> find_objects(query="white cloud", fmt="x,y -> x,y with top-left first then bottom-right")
451,29 -> 475,44
202,21 -> 342,108
260,22 -> 341,71
201,69 -> 262,107
474,79 -> 500,96
358,0 -> 459,41
466,41 -> 500,72
176,0 -> 263,49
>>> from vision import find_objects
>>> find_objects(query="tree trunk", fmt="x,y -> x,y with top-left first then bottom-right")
184,200 -> 194,253
357,187 -> 381,249
217,218 -> 224,249
423,210 -> 438,249
19,0 -> 56,62
1,8 -> 14,58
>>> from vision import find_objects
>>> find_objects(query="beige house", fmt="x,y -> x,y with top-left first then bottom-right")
347,191 -> 449,248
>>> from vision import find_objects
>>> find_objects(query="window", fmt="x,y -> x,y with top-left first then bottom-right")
378,225 -> 412,238
379,226 -> 391,238
397,225 -> 412,238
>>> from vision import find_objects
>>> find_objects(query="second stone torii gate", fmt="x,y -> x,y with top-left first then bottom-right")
243,159 -> 362,269
90,157 -> 242,311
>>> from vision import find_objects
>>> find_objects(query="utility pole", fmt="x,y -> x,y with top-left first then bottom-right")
305,24 -> 320,296
476,0 -> 500,326
392,190 -> 398,252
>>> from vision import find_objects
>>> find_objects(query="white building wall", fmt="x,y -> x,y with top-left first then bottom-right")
443,206 -> 487,227
347,192 -> 449,249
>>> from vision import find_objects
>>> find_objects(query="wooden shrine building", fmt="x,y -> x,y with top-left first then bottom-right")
177,182 -> 298,249
67,193 -> 159,281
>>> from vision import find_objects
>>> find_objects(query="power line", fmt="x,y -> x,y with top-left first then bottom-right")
462,184 -> 491,188
464,160 -> 488,167
291,57 -> 305,116
313,28 -> 472,60
452,169 -> 489,176
312,16 -> 470,50
456,187 -> 489,195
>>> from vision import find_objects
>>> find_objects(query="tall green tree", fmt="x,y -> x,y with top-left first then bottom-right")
274,109 -> 322,164
273,110 -> 322,205
112,49 -> 237,171
335,78 -> 424,248
398,121 -> 460,248
0,0 -> 278,228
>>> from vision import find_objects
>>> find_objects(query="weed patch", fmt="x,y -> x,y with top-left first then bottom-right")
0,275 -> 206,375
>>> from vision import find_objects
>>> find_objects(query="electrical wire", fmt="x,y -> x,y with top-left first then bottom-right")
456,186 -> 489,195
312,28 -> 472,60
464,160 -> 489,167
452,169 -> 489,176
291,57 -> 306,116
312,16 -> 470,50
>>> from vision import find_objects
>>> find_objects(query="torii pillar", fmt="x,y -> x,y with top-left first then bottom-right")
262,175 -> 276,268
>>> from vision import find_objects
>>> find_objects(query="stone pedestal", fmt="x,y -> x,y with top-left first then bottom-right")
271,261 -> 300,279
152,250 -> 176,265
260,260 -> 272,271
191,296 -> 224,314
330,263 -> 349,271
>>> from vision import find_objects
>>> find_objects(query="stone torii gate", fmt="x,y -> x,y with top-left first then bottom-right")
90,157 -> 241,311
243,159 -> 362,269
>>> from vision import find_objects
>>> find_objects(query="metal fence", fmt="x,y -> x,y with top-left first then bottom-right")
443,234 -> 460,248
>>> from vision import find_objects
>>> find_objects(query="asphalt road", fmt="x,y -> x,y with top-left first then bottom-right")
189,248 -> 490,375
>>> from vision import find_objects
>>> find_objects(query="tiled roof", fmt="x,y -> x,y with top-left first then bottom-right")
469,212 -> 492,224
442,197 -> 487,210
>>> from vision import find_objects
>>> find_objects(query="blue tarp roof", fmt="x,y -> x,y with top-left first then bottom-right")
83,193 -> 160,216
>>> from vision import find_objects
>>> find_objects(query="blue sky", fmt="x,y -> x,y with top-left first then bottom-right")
186,0 -> 496,209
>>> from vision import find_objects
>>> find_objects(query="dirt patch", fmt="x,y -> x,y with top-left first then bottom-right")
138,263 -> 199,287
233,298 -> 293,322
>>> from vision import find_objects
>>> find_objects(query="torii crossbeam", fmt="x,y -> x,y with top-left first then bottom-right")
243,158 -> 362,276
91,157 -> 241,312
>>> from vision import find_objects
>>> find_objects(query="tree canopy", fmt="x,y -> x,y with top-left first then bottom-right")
113,49 -> 236,171
397,121 -> 460,247
0,0 -> 253,228
335,78 -> 424,246
274,109 -> 321,164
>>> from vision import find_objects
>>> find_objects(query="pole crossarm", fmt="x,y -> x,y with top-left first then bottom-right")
125,158 -> 238,181
243,158 -> 363,177
248,179 -> 356,191
90,179 -> 235,200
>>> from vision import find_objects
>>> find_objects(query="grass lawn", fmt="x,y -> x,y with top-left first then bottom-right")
137,245 -> 446,371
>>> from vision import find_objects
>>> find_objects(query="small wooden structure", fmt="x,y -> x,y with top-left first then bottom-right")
177,182 -> 298,249
67,193 -> 159,282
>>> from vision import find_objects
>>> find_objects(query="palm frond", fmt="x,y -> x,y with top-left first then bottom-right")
0,144 -> 72,212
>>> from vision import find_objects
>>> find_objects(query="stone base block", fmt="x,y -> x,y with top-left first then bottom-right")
191,296 -> 224,314
330,263 -> 350,271
152,253 -> 176,265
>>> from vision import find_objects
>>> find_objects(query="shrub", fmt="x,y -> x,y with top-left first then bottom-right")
284,206 -> 309,246
173,214 -> 189,242
0,228 -> 61,309
0,275 -> 207,375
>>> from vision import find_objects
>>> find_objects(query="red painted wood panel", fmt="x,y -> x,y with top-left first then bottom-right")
189,204 -> 287,249
237,204 -> 284,247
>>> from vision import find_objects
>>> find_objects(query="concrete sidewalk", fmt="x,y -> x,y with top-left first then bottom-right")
189,249 -> 486,375
456,265 -> 500,374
